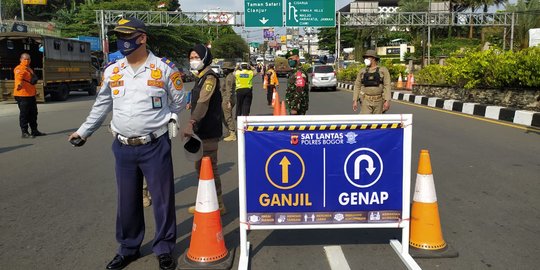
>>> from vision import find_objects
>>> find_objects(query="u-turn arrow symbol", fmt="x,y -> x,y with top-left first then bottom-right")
354,154 -> 376,180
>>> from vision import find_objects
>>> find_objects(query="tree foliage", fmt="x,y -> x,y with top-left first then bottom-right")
212,34 -> 249,59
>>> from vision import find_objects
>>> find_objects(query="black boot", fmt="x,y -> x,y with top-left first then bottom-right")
31,130 -> 47,136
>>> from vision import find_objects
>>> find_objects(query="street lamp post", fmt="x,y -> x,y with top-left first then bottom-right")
20,0 -> 24,21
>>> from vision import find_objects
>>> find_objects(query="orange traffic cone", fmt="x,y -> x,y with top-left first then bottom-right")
273,97 -> 281,116
179,157 -> 234,269
406,73 -> 412,90
271,89 -> 277,107
396,73 -> 404,89
410,73 -> 415,88
280,100 -> 287,115
409,150 -> 458,258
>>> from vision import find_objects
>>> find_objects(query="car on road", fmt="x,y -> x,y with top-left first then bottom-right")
308,65 -> 337,91
265,54 -> 275,62
211,65 -> 223,77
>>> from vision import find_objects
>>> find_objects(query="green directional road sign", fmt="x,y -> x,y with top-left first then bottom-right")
249,42 -> 260,48
285,0 -> 335,27
245,0 -> 283,28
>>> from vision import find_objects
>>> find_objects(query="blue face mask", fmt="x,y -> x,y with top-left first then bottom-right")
288,60 -> 297,68
117,35 -> 142,56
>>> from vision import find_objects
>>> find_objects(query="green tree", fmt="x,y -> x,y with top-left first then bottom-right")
506,0 -> 540,48
212,34 -> 249,59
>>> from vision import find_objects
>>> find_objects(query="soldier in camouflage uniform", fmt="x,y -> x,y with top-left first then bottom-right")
285,49 -> 309,115
352,50 -> 391,114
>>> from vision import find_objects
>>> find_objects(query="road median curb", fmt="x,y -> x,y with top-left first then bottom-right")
337,82 -> 540,128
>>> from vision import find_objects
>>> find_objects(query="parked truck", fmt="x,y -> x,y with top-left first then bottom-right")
274,56 -> 292,77
0,32 -> 100,102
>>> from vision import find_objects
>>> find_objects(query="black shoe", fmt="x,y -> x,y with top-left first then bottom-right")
31,131 -> 47,136
105,251 -> 140,270
21,132 -> 34,139
158,253 -> 176,270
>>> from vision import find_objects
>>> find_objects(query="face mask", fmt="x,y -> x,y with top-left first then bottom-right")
21,59 -> 30,66
364,59 -> 371,66
190,60 -> 204,71
288,60 -> 297,68
117,35 -> 142,56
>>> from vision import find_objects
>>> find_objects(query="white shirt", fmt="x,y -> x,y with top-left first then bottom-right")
77,51 -> 185,138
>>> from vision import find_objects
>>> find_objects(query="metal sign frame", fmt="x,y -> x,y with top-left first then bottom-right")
237,114 -> 420,270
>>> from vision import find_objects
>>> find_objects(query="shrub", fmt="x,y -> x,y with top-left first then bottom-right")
337,63 -> 360,82
416,64 -> 448,85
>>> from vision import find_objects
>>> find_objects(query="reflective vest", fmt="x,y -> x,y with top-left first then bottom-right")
235,69 -> 254,90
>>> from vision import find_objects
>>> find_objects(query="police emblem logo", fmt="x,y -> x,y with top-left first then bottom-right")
113,67 -> 119,74
118,19 -> 130,25
291,134 -> 299,145
124,41 -> 131,48
110,73 -> 123,82
151,68 -> 162,80
169,72 -> 183,90
345,132 -> 357,144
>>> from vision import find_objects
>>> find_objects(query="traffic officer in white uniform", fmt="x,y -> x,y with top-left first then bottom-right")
68,17 -> 184,270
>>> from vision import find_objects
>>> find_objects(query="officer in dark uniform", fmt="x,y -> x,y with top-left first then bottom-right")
183,44 -> 226,215
353,50 -> 391,114
68,18 -> 184,270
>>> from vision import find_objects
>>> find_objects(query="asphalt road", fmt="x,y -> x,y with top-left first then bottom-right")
0,78 -> 539,270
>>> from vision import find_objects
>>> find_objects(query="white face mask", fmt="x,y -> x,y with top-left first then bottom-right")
190,59 -> 204,71
364,59 -> 371,67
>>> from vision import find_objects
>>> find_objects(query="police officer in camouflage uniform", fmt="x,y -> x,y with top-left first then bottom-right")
285,49 -> 309,115
353,50 -> 391,114
221,61 -> 236,142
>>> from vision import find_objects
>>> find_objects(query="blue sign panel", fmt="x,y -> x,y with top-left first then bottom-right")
77,36 -> 101,51
245,125 -> 403,225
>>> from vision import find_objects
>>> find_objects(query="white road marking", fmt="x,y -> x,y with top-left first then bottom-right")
324,245 -> 351,270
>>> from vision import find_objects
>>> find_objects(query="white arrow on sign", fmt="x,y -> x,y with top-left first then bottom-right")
354,154 -> 376,180
259,17 -> 269,25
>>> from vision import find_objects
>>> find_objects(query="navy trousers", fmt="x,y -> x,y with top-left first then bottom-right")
112,134 -> 176,256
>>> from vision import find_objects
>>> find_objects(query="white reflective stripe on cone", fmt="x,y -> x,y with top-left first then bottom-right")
195,180 -> 219,213
413,174 -> 437,203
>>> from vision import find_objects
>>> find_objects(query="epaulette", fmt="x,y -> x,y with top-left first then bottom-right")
102,59 -> 118,71
161,57 -> 176,69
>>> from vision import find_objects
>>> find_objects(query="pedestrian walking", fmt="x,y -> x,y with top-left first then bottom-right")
352,50 -> 391,114
235,62 -> 254,117
13,53 -> 46,138
183,44 -> 226,215
221,61 -> 237,142
285,49 -> 309,115
67,17 -> 184,270
265,64 -> 279,106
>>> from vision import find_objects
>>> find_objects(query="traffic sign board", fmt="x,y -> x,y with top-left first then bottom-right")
245,0 -> 283,28
285,0 -> 335,27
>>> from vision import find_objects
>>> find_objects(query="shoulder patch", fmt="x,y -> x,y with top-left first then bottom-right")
161,57 -> 176,69
170,71 -> 184,91
102,59 -> 118,71
203,76 -> 217,92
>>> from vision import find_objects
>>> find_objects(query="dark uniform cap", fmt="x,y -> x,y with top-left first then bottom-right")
222,61 -> 235,70
363,49 -> 380,60
285,49 -> 299,58
109,17 -> 147,35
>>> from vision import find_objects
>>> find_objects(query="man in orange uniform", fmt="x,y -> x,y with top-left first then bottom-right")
265,64 -> 279,106
13,53 -> 46,138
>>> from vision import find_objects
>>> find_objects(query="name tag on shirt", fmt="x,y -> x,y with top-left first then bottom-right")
110,80 -> 124,87
240,74 -> 249,78
147,80 -> 164,88
152,97 -> 162,109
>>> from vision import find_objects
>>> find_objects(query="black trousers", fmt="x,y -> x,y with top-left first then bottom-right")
15,96 -> 38,133
236,88 -> 253,117
266,85 -> 276,105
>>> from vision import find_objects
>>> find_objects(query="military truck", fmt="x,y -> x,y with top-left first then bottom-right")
274,56 -> 292,77
0,32 -> 100,102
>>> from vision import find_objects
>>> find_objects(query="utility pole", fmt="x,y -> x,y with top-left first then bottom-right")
20,0 -> 25,21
